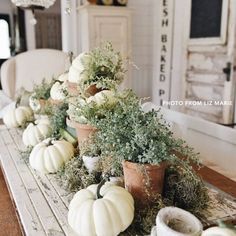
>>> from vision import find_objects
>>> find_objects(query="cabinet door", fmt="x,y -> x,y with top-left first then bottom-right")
91,16 -> 129,58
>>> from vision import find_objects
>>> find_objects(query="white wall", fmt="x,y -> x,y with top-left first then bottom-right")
0,0 -> 15,43
128,0 -> 157,98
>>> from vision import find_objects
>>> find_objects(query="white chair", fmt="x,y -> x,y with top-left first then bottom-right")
0,49 -> 68,99
142,102 -> 236,181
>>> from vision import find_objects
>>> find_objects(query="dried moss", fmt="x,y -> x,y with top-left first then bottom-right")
163,165 -> 210,215
56,155 -> 101,193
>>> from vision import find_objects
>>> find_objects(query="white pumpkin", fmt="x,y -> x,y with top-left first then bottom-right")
68,52 -> 91,83
50,81 -> 67,101
29,138 -> 74,174
3,103 -> 33,128
22,118 -> 52,147
57,72 -> 69,82
68,182 -> 134,236
202,227 -> 236,236
87,90 -> 117,107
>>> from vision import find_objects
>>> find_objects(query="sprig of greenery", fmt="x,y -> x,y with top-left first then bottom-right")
79,42 -> 126,92
50,103 -> 68,138
56,155 -> 101,193
31,78 -> 55,100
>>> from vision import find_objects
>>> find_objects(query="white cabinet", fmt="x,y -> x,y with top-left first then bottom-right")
77,5 -> 132,87
78,5 -> 131,58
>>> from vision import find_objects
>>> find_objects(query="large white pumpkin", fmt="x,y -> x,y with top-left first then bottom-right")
3,103 -> 33,128
202,227 -> 236,236
29,138 -> 74,174
22,118 -> 52,147
68,182 -> 134,236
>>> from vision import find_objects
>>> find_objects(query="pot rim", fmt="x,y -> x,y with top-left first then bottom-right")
156,207 -> 203,235
122,160 -> 167,170
73,121 -> 97,130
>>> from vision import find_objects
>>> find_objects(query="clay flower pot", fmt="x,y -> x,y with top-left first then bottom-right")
122,161 -> 167,207
73,122 -> 97,144
85,84 -> 102,97
155,207 -> 203,236
82,155 -> 101,173
48,98 -> 63,106
66,81 -> 80,96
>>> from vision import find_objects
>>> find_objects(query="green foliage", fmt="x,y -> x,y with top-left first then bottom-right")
31,78 -> 55,100
79,42 -> 125,92
50,103 -> 68,138
90,90 -> 199,165
80,136 -> 101,156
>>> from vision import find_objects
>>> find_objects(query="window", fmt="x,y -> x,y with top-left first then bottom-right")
189,0 -> 228,45
0,19 -> 11,59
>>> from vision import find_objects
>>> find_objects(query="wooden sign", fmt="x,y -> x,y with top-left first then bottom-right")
156,0 -> 174,107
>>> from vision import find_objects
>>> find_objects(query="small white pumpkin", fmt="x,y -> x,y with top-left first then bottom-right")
3,103 -> 33,128
22,118 -> 52,147
87,90 -> 117,107
202,227 -> 236,236
50,81 -> 67,101
29,138 -> 74,174
68,182 -> 134,236
68,52 -> 91,83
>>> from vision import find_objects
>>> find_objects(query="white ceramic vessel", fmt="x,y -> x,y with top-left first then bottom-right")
155,207 -> 203,236
82,155 -> 100,173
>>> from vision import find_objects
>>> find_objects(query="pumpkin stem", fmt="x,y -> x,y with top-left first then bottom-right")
96,173 -> 110,199
45,139 -> 54,146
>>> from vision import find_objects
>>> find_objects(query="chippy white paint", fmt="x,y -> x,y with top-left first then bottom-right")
169,0 -> 236,124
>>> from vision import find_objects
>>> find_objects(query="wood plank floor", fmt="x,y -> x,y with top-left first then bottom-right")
0,167 -> 22,236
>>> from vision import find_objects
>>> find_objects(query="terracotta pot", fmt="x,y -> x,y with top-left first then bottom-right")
155,207 -> 203,236
122,161 -> 167,207
73,122 -> 97,144
66,81 -> 80,96
48,98 -> 63,105
85,84 -> 102,97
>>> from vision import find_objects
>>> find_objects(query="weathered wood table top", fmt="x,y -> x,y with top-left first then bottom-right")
0,124 -> 235,236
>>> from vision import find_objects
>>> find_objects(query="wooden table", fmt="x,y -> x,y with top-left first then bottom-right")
0,125 -> 236,236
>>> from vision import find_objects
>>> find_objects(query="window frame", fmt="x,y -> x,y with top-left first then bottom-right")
189,0 -> 229,45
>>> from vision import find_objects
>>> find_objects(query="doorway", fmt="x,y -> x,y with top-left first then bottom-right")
171,0 -> 236,125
